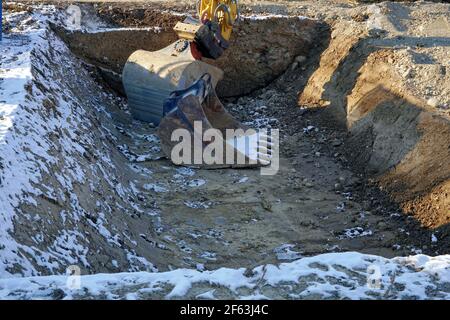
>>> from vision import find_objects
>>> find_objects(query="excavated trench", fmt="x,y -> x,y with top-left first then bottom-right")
10,5 -> 448,276
51,14 -> 320,98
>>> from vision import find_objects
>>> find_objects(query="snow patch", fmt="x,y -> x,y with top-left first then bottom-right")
0,252 -> 448,300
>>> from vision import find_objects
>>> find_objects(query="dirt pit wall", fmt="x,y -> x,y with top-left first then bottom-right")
299,19 -> 450,229
53,13 -> 323,98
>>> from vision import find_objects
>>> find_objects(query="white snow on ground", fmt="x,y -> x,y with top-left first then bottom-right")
274,244 -> 302,261
339,227 -> 373,240
0,252 -> 448,300
0,5 -> 60,277
245,14 -> 308,21
1,5 -> 156,277
84,27 -> 164,34
0,5 -> 449,300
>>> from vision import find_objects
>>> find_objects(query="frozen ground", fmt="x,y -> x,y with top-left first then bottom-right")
0,3 -> 449,299
1,252 -> 449,299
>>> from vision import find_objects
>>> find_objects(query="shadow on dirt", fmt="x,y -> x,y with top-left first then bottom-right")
303,34 -> 449,236
321,36 -> 450,122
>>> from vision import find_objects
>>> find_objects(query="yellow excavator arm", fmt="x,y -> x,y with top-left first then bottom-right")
173,0 -> 239,59
197,0 -> 239,41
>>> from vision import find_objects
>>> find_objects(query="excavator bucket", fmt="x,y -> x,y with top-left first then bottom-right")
121,13 -> 271,168
122,39 -> 224,125
157,74 -> 271,168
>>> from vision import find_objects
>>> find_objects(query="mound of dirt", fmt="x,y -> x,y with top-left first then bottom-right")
299,3 -> 450,229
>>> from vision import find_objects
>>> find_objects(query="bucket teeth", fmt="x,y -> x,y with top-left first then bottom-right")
157,74 -> 272,169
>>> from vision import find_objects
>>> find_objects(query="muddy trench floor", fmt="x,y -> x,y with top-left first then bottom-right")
94,59 -> 444,272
